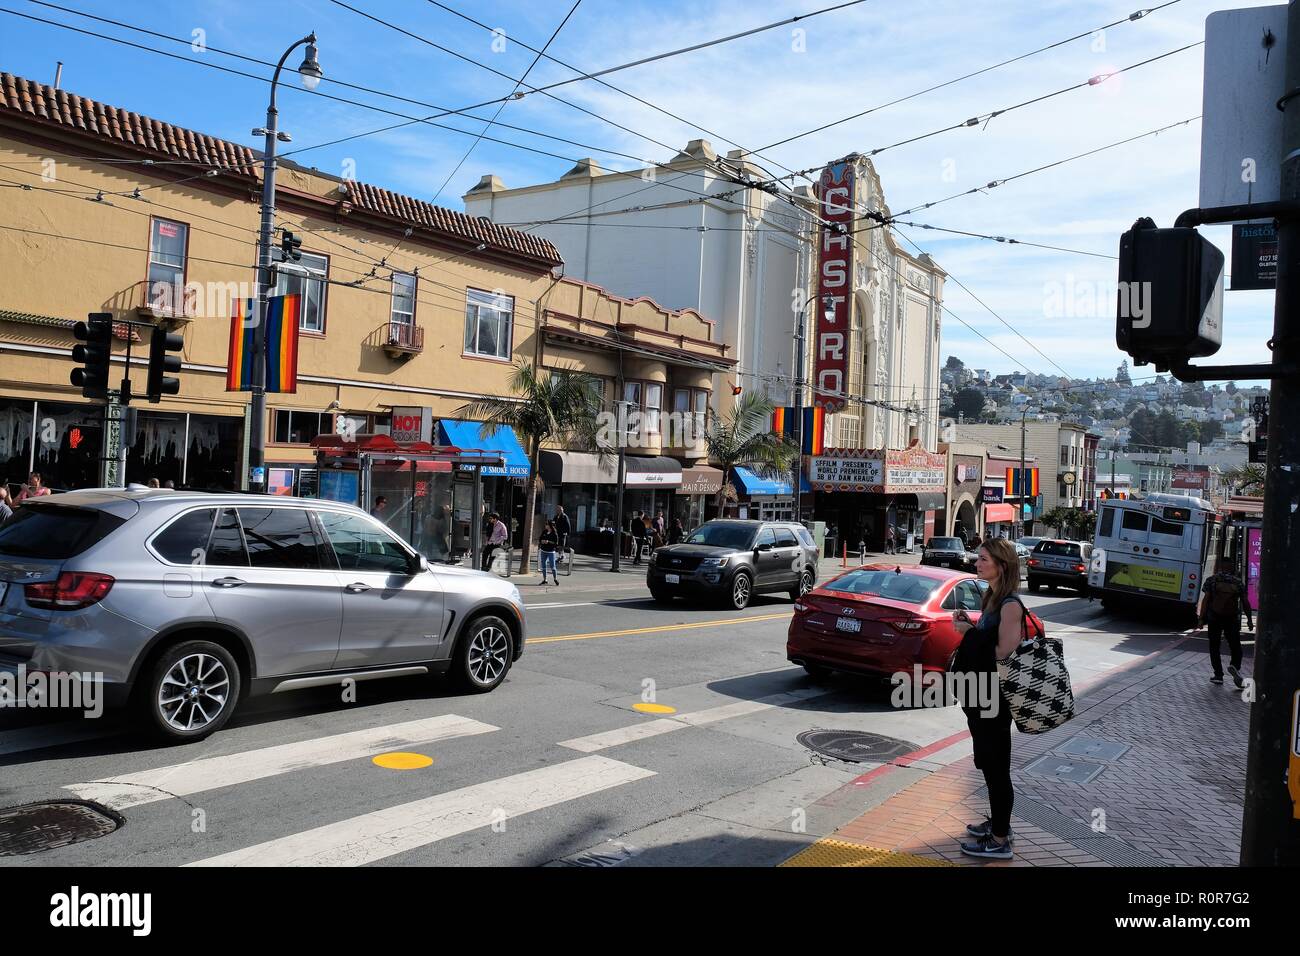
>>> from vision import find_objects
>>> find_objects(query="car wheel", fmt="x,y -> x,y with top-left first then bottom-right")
1028,578 -> 1041,593
728,571 -> 753,610
649,587 -> 673,603
139,640 -> 241,743
453,615 -> 513,693
790,569 -> 815,601
803,662 -> 831,681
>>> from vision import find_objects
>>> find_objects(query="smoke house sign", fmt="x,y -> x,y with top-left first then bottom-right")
814,161 -> 855,413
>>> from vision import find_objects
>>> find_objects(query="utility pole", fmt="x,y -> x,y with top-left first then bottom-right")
1242,0 -> 1300,866
1019,406 -> 1028,539
612,399 -> 627,573
792,302 -> 808,524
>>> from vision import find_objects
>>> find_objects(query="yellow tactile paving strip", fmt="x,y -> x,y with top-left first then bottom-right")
781,838 -> 956,867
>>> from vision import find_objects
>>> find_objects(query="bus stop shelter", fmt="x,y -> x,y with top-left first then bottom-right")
311,433 -> 505,568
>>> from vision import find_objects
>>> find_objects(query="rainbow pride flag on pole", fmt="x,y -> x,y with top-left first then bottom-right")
227,294 -> 299,393
771,406 -> 825,454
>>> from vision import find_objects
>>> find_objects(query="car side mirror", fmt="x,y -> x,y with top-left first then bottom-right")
756,542 -> 773,553
411,553 -> 429,575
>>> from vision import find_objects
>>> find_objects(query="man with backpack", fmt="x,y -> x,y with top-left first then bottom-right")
1197,565 -> 1254,688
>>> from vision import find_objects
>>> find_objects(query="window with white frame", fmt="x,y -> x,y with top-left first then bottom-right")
464,288 -> 513,359
148,218 -> 188,308
391,273 -> 416,329
274,251 -> 329,333
644,383 -> 662,435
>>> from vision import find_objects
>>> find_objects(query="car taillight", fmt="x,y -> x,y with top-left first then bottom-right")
1027,559 -> 1040,567
889,618 -> 931,633
1074,564 -> 1086,572
24,572 -> 115,610
793,602 -> 807,613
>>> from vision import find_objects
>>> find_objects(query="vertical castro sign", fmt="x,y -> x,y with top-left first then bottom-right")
814,161 -> 854,413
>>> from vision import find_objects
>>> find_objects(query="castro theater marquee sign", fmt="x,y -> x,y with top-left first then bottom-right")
813,161 -> 855,413
808,444 -> 946,495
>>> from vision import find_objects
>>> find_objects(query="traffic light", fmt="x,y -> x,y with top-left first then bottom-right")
280,229 -> 303,262
70,312 -> 113,399
146,326 -> 183,403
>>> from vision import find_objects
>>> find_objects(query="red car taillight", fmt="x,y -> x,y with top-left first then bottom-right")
888,618 -> 931,634
1074,564 -> 1086,572
1027,559 -> 1040,567
24,572 -> 115,610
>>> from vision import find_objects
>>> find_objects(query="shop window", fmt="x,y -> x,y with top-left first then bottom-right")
464,288 -> 513,359
273,410 -> 331,445
273,251 -> 329,333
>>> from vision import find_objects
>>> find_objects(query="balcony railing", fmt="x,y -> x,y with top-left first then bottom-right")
382,321 -> 423,356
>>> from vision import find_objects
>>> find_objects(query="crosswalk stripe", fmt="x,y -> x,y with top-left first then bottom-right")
185,755 -> 656,867
63,714 -> 498,810
557,686 -> 830,753
0,721 -> 114,756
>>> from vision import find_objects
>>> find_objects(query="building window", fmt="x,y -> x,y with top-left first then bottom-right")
1060,446 -> 1069,466
274,251 -> 329,333
464,288 -> 513,360
673,387 -> 710,440
272,409 -> 332,445
147,218 -> 189,310
644,383 -> 662,435
391,272 -> 416,330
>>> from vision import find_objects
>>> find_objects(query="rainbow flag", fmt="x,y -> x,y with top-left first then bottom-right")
772,406 -> 825,454
227,295 -> 299,393
1006,467 -> 1040,497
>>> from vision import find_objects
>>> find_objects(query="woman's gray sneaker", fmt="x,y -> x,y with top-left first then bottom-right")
959,834 -> 1014,860
966,819 -> 1014,843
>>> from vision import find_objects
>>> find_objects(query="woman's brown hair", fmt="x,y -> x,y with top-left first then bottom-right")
980,537 -> 1021,611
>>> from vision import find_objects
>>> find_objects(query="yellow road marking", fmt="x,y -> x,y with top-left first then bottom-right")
632,703 -> 677,715
781,838 -> 954,867
372,752 -> 435,770
525,611 -> 792,645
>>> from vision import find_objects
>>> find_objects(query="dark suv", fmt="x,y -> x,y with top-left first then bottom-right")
647,520 -> 819,610
1027,539 -> 1093,594
920,536 -> 978,573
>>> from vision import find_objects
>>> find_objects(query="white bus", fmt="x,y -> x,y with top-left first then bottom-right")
1087,492 -> 1220,625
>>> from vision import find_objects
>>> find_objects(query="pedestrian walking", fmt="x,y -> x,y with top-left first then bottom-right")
950,538 -> 1026,860
884,524 -> 895,554
630,513 -> 646,565
554,506 -> 571,554
1197,565 -> 1253,688
669,517 -> 685,545
482,512 -> 509,571
538,520 -> 560,585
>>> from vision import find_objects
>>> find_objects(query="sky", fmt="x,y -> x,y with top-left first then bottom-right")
0,0 -> 1281,385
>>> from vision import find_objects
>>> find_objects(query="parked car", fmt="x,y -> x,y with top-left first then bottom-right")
647,519 -> 818,610
1018,536 -> 1043,552
0,489 -> 526,742
1027,539 -> 1093,594
1012,541 -> 1031,579
920,536 -> 978,572
787,564 -> 991,679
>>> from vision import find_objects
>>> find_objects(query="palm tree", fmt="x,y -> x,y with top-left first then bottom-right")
1222,463 -> 1265,496
458,361 -> 607,573
703,392 -> 799,516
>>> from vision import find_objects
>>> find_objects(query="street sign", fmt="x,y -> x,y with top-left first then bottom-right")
1231,221 -> 1279,290
1199,6 -> 1288,211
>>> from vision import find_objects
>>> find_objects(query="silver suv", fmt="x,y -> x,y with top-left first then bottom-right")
0,489 -> 526,742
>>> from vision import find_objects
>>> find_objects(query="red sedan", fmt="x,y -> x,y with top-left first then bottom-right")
786,564 -> 986,679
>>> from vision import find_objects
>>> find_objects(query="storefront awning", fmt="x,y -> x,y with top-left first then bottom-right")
984,503 -> 1017,523
893,491 -> 946,512
677,464 -> 724,495
732,466 -> 811,497
437,421 -> 531,477
539,449 -> 618,485
625,456 -> 682,487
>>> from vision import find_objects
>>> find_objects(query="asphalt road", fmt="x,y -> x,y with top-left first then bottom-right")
0,564 -> 1186,867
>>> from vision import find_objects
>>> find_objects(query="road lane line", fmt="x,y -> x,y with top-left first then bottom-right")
558,686 -> 830,753
184,755 -> 655,867
63,714 -> 498,810
527,611 -> 791,645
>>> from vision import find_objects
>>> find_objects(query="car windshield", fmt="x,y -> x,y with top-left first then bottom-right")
823,569 -> 942,605
685,523 -> 756,549
1036,542 -> 1082,557
927,538 -> 964,551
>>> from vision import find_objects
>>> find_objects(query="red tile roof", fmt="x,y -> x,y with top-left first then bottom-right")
0,72 -> 562,268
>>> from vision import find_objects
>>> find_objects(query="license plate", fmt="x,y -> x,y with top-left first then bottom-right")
835,616 -> 861,633
664,574 -> 680,584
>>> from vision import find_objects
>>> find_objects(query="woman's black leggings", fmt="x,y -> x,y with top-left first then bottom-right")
967,703 -> 1014,838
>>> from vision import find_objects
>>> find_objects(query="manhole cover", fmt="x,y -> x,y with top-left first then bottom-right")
796,729 -> 916,763
0,800 -> 123,856
1022,754 -> 1107,785
1053,735 -> 1130,761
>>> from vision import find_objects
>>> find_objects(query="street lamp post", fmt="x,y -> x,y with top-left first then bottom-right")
247,34 -> 323,493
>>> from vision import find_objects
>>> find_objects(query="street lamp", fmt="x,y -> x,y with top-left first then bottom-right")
247,33 -> 323,493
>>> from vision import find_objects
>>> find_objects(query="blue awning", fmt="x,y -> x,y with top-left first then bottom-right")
732,466 -> 812,497
437,420 -> 531,478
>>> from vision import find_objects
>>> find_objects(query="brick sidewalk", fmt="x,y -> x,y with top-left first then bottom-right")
783,637 -> 1252,867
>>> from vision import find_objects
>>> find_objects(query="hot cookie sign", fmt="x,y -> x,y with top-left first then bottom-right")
814,161 -> 855,413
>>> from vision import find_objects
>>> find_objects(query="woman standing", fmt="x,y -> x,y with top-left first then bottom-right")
950,537 -> 1027,860
538,520 -> 560,586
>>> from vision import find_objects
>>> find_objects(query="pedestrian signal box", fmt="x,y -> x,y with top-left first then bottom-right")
1116,217 -> 1225,371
